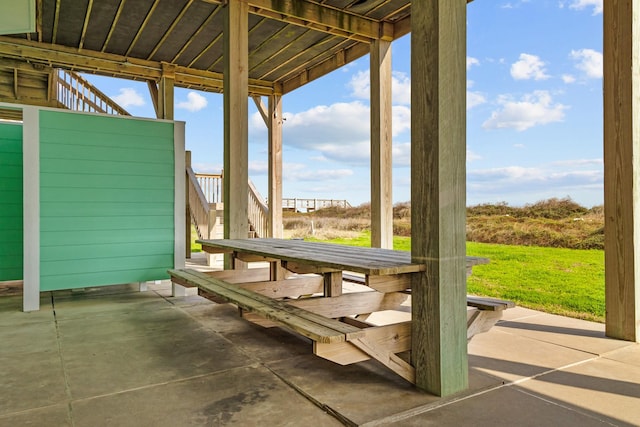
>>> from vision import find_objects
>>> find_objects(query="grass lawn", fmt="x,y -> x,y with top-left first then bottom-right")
309,232 -> 605,323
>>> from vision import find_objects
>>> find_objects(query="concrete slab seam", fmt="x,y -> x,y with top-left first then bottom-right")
359,356 -> 600,426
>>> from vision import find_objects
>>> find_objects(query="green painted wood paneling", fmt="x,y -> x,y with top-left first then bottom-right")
39,110 -> 175,291
0,123 -> 23,281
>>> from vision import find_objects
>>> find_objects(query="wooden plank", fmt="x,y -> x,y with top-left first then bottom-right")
198,238 -> 425,275
370,38 -> 393,249
350,336 -> 416,384
466,309 -> 503,340
466,296 -> 515,311
410,0 -> 468,396
290,291 -> 407,318
314,321 -> 411,366
604,0 -> 640,342
0,280 -> 22,296
238,276 -> 323,298
169,269 -> 364,343
282,261 -> 341,274
367,273 -> 411,293
204,267 -> 271,283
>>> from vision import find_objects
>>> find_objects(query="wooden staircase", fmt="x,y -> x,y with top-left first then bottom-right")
0,63 -> 130,120
187,162 -> 269,241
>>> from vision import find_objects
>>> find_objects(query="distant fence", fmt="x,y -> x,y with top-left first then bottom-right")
283,198 -> 351,212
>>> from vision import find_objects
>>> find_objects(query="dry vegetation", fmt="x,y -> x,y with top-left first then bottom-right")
283,197 -> 604,250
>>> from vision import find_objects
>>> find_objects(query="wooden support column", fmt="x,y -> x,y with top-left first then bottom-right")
604,0 -> 640,342
370,39 -> 393,249
410,0 -> 468,396
158,63 -> 175,120
268,93 -> 283,238
223,0 -> 249,245
251,94 -> 283,238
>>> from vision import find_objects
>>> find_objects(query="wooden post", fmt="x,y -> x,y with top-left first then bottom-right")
268,92 -> 283,238
185,151 -> 192,259
604,0 -> 640,342
370,39 -> 393,249
158,62 -> 175,120
410,0 -> 468,396
223,0 -> 249,265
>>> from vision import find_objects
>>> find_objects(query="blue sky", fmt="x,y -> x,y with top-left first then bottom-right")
84,0 -> 604,208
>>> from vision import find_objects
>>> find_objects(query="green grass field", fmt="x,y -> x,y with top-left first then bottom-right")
310,232 -> 605,323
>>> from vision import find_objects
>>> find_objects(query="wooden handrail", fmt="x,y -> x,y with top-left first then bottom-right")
54,69 -> 130,116
194,173 -> 223,204
283,198 -> 351,212
193,171 -> 268,238
248,179 -> 268,238
188,168 -> 213,240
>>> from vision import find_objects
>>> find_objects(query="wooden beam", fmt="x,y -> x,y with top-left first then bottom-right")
604,0 -> 640,342
223,0 -> 250,245
147,80 -> 159,117
268,93 -> 283,238
248,0 -> 388,42
78,0 -> 94,50
0,37 -> 276,96
410,0 -> 468,396
370,39 -> 393,249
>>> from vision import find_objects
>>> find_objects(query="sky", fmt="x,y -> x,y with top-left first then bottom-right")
84,0 -> 605,208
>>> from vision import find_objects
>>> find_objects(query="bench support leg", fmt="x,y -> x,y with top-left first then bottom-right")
172,283 -> 187,297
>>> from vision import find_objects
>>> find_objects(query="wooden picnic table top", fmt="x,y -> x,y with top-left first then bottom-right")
197,238 -> 489,277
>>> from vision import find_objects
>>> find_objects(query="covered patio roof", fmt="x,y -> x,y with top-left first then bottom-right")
1,0 -> 418,95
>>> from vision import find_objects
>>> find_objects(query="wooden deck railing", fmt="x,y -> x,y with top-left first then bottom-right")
54,70 -> 130,116
195,173 -> 223,204
192,172 -> 268,238
188,169 -> 215,240
283,198 -> 351,212
248,180 -> 268,238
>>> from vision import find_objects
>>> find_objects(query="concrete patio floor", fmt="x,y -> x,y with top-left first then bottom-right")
1,265 -> 639,426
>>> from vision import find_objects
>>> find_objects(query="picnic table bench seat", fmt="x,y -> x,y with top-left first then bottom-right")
168,265 -> 514,385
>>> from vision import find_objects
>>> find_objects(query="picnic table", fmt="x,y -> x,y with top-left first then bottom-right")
169,238 -> 511,384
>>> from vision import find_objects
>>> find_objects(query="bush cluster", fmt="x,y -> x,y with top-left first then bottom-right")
281,198 -> 604,250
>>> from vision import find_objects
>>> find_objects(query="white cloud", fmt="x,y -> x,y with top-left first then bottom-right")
568,0 -> 603,15
393,143 -> 411,167
570,49 -> 603,79
468,91 -> 487,109
510,53 -> 550,80
177,91 -> 208,112
482,91 -> 567,131
467,57 -> 480,70
286,168 -> 354,182
467,161 -> 603,206
562,74 -> 577,84
112,88 -> 145,108
250,100 -> 412,165
348,70 -> 411,105
467,150 -> 482,162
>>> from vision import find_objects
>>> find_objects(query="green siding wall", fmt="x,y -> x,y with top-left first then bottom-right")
0,123 -> 23,281
39,110 -> 175,291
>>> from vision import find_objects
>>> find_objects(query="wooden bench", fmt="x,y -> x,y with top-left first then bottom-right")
168,268 -> 363,344
342,272 -> 514,339
168,267 -> 514,384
